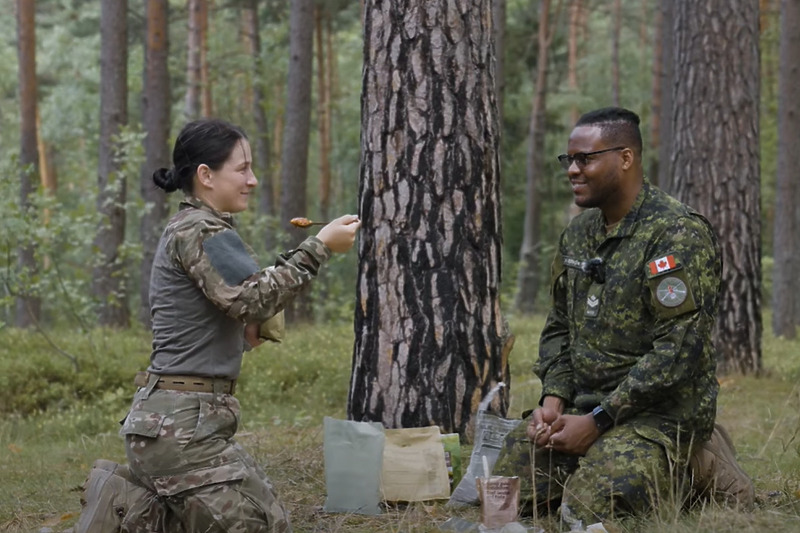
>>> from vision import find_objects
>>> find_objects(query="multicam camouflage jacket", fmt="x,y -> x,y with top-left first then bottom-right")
536,180 -> 722,444
148,196 -> 331,379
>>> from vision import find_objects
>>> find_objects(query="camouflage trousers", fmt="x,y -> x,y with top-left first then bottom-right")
493,413 -> 692,527
119,378 -> 291,533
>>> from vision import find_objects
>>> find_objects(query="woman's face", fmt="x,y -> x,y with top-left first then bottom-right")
199,139 -> 257,213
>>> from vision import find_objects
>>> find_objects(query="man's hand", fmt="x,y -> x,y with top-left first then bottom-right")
526,396 -> 565,448
244,322 -> 264,348
547,413 -> 601,455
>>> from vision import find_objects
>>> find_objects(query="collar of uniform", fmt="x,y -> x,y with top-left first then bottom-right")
179,196 -> 236,226
595,179 -> 651,240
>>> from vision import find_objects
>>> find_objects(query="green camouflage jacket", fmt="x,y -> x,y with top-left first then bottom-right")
536,181 -> 722,443
148,196 -> 331,379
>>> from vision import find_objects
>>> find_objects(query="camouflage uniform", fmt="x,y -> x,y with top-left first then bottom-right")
494,181 -> 722,526
112,197 -> 330,532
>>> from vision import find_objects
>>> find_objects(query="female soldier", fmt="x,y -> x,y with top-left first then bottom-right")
119,118 -> 360,532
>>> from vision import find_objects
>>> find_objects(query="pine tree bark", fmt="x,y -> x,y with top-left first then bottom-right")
315,5 -> 332,222
349,0 -> 511,435
567,0 -> 582,125
15,0 -> 41,328
649,2 -> 663,186
772,0 -> 800,337
92,0 -> 130,327
514,0 -> 552,315
493,0 -> 506,125
610,0 -> 621,106
658,0 -> 674,191
199,0 -> 212,117
279,0 -> 313,322
242,0 -> 275,242
185,0 -> 204,119
36,110 -> 56,195
139,0 -> 171,327
671,0 -> 761,374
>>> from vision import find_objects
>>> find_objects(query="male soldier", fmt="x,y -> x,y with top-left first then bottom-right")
493,107 -> 753,527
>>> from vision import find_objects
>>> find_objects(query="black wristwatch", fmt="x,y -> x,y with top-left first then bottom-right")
592,405 -> 614,433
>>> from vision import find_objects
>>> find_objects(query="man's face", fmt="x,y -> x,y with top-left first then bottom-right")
563,125 -> 626,212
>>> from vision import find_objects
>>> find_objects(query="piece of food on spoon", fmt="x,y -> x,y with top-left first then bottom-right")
290,217 -> 313,228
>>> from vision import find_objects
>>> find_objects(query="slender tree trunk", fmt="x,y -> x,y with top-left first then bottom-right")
349,0 -> 511,436
36,110 -> 56,195
280,0 -> 314,322
772,0 -> 800,337
514,0 -> 552,315
671,0 -> 761,374
315,5 -> 332,222
649,2 -> 663,186
92,0 -> 130,328
185,0 -> 203,119
272,83 -> 284,182
658,0 -> 674,191
200,0 -> 212,117
140,0 -> 171,327
36,108 -> 56,270
610,0 -> 621,106
325,13 -> 337,210
567,0 -> 581,125
640,0 -> 648,82
15,0 -> 41,328
242,0 -> 275,242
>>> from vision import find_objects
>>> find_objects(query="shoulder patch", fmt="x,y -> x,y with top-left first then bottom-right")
646,268 -> 698,318
203,230 -> 260,286
647,254 -> 680,277
655,276 -> 689,308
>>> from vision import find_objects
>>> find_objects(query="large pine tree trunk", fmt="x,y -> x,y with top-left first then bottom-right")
92,0 -> 129,328
671,0 -> 761,374
514,0 -> 551,315
279,0 -> 313,322
15,0 -> 41,328
139,0 -> 171,327
772,0 -> 800,337
348,0 -> 511,436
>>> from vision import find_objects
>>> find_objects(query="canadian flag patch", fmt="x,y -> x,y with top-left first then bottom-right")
648,255 -> 677,275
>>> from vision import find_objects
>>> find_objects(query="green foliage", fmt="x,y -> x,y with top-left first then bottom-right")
0,121 -> 152,328
237,322 -> 356,426
0,160 -> 97,327
0,326 -> 149,418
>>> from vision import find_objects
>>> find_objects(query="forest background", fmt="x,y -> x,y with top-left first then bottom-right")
1,0 -> 788,337
2,0 -> 800,532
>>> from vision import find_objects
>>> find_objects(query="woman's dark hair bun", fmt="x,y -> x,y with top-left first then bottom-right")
152,167 -> 179,193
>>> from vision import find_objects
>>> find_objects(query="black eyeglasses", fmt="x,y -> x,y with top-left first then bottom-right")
557,146 -> 626,170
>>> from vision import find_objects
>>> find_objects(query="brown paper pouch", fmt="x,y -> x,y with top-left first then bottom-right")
476,475 -> 520,529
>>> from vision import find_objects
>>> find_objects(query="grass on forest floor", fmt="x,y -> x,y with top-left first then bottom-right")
1,316 -> 800,532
